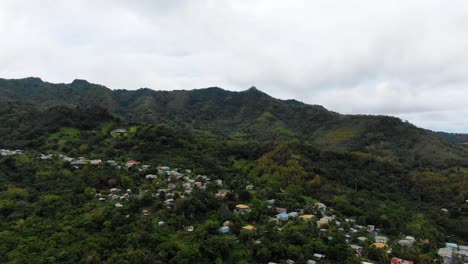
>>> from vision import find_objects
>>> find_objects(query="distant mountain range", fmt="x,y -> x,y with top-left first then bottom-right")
1,77 -> 467,168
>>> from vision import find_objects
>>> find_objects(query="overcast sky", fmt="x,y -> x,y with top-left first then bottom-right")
1,1 -> 467,132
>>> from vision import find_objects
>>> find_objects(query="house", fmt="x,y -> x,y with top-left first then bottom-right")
375,235 -> 388,244
126,160 -> 141,168
350,244 -> 363,255
306,260 -> 317,264
164,198 -> 174,206
266,199 -> 276,205
142,210 -> 149,216
242,225 -> 257,232
98,197 -> 106,202
285,260 -> 295,264
245,184 -> 254,190
195,182 -> 203,188
187,226 -> 194,232
357,237 -> 368,243
215,179 -> 223,186
112,128 -> 127,134
70,160 -> 86,166
299,214 -> 315,221
145,174 -> 157,179
313,253 -> 326,260
398,239 -> 414,249
215,189 -> 229,199
276,212 -> 289,221
439,244 -> 468,264
288,212 -> 299,218
157,166 -> 171,172
276,207 -> 287,213
219,226 -> 230,234
158,221 -> 165,226
115,203 -> 123,208
371,243 -> 386,249
236,204 -> 251,213
317,216 -> 332,227
90,159 -> 102,165
391,257 -> 414,264
314,202 -> 327,210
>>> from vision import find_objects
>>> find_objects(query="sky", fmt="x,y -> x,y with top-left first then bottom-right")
1,1 -> 467,132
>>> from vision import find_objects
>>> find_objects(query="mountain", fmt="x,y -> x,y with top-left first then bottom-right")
1,77 -> 467,263
1,77 -> 467,168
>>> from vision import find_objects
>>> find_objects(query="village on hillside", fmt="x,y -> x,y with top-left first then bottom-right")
1,147 -> 467,264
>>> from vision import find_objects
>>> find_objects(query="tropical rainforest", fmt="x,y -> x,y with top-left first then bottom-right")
0,77 -> 467,264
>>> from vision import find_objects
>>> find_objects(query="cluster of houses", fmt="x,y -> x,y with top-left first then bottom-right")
438,243 -> 468,264
2,147 -> 466,263
0,149 -> 24,156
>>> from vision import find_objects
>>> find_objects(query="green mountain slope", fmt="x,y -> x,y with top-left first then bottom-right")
1,77 -> 467,168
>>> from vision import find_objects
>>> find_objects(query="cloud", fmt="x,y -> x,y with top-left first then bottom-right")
0,0 -> 467,132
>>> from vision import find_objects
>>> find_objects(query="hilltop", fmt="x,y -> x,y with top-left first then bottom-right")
1,77 -> 467,168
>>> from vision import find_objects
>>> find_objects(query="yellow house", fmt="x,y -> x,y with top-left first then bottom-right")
299,214 -> 315,221
372,243 -> 387,249
242,225 -> 257,231
236,204 -> 251,212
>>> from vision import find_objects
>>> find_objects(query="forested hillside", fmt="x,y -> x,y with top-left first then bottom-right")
0,77 -> 467,263
1,77 -> 467,168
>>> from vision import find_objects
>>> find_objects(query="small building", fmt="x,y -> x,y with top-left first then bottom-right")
391,257 -> 414,264
299,214 -> 315,221
236,204 -> 251,213
115,203 -> 123,208
126,160 -> 141,168
371,243 -> 387,249
277,212 -> 289,221
350,244 -> 363,255
219,226 -> 230,234
187,226 -> 194,232
242,225 -> 257,232
276,207 -> 287,213
112,128 -> 127,134
314,202 -> 327,210
398,239 -> 414,249
357,237 -> 368,243
215,190 -> 229,199
317,216 -> 332,227
288,212 -> 299,218
313,253 -> 325,260
145,174 -> 157,179
375,235 -> 388,244
90,159 -> 102,165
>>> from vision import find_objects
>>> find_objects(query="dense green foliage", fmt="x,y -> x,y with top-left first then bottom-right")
0,78 -> 467,263
2,77 -> 468,168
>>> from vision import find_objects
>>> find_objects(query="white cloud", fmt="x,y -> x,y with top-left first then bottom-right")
0,0 -> 467,132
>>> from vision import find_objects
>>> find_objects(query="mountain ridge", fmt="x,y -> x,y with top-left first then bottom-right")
1,77 -> 467,168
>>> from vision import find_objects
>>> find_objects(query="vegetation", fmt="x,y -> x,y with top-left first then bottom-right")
0,78 -> 467,263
